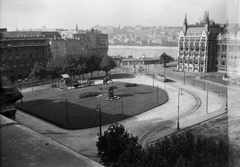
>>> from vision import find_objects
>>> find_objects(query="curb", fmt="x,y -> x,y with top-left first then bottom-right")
147,111 -> 227,146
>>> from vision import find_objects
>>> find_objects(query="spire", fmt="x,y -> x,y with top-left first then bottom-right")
203,11 -> 209,24
76,24 -> 78,31
183,13 -> 188,35
184,13 -> 188,25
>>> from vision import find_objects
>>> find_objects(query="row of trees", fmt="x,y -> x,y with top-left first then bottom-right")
97,123 -> 228,167
29,54 -> 117,81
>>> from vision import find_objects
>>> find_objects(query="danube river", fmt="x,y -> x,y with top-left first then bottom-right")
108,45 -> 178,59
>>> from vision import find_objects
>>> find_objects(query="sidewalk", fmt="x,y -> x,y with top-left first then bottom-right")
0,115 -> 103,167
14,74 -> 224,162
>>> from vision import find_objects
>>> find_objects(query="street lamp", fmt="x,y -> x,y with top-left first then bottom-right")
177,89 -> 181,130
66,99 -> 69,124
206,91 -> 208,114
96,104 -> 102,137
183,69 -> 185,85
225,88 -> 228,112
225,57 -> 228,112
153,72 -> 154,87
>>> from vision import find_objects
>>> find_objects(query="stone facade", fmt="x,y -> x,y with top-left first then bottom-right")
177,12 -> 226,73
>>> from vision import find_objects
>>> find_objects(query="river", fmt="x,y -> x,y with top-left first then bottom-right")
108,45 -> 178,59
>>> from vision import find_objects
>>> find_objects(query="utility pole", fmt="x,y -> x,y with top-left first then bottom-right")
157,85 -> 159,105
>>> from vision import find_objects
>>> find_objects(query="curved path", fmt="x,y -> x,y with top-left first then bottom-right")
139,89 -> 202,148
15,73 -> 225,162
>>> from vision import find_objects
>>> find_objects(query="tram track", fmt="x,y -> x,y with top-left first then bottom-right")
139,89 -> 202,148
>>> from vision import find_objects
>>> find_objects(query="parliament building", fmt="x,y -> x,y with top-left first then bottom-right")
177,12 -> 227,73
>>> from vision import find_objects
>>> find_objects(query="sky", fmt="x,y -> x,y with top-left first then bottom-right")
0,0 -> 235,31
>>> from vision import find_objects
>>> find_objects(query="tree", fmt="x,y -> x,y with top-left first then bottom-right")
100,55 -> 117,75
62,54 -> 75,79
96,123 -> 142,166
159,52 -> 168,68
46,57 -> 64,81
86,54 -> 97,79
29,62 -> 47,81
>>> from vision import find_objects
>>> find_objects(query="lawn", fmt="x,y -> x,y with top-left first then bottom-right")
16,82 -> 168,130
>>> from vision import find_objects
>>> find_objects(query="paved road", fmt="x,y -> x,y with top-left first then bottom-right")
14,72 -> 225,164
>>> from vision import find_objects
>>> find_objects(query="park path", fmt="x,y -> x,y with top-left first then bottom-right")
15,73 -> 225,161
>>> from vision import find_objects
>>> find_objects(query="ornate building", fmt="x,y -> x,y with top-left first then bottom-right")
177,12 -> 226,72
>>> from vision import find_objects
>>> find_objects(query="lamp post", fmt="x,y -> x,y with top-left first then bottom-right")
206,91 -> 208,114
183,69 -> 185,85
121,94 -> 124,117
66,99 -> 69,124
225,57 -> 228,112
96,104 -> 102,137
153,72 -> 154,87
225,88 -> 228,112
177,89 -> 180,130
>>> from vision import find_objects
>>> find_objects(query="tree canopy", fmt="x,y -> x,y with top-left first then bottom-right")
96,123 -> 228,167
29,62 -> 47,81
96,123 -> 142,166
100,55 -> 117,74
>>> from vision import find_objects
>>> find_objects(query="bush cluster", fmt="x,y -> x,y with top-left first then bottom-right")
79,92 -> 99,99
97,123 -> 228,167
124,83 -> 137,87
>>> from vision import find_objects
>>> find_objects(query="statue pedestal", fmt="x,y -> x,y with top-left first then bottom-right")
102,85 -> 114,100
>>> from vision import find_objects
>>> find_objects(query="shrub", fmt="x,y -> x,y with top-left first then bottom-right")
96,123 -> 142,166
79,92 -> 99,99
124,83 -> 137,87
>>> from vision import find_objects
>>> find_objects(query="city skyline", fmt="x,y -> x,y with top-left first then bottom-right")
0,0 -> 235,31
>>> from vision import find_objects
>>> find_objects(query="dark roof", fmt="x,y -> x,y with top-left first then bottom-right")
41,31 -> 61,38
0,31 -> 61,39
1,31 -> 43,39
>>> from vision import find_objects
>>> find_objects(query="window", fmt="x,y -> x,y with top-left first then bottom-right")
185,42 -> 188,50
190,42 -> 194,50
222,61 -> 225,65
217,45 -> 220,51
195,42 -> 199,51
201,43 -> 205,51
180,42 -> 183,50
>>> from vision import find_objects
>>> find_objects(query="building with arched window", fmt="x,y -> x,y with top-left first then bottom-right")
177,12 -> 226,73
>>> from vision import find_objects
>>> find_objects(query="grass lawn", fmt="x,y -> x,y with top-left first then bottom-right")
16,81 -> 168,130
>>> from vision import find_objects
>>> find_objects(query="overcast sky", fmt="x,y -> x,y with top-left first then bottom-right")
0,0 -> 235,31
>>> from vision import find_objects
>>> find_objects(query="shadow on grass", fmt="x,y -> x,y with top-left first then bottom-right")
93,73 -> 135,80
16,99 -> 131,130
165,78 -> 175,82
